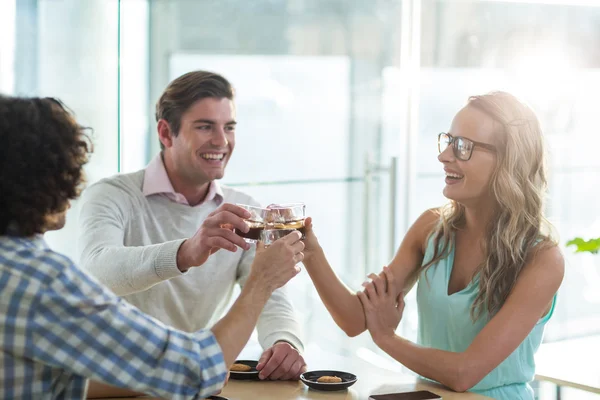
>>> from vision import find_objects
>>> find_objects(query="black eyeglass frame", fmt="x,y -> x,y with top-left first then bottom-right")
437,132 -> 496,161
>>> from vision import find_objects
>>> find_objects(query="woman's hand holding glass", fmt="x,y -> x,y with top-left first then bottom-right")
298,217 -> 322,259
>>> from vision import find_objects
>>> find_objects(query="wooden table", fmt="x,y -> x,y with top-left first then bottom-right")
98,343 -> 491,399
229,345 -> 490,400
535,335 -> 600,398
218,376 -> 490,400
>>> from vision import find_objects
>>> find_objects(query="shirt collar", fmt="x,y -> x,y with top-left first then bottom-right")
5,223 -> 46,248
142,153 -> 224,206
204,179 -> 224,206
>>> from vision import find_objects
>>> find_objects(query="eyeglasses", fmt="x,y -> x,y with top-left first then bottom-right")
437,132 -> 496,161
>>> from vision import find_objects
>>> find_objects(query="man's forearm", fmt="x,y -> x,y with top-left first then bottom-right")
80,240 -> 185,296
211,279 -> 271,367
237,250 -> 304,353
254,289 -> 304,352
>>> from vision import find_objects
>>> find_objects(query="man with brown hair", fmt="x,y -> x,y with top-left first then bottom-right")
78,71 -> 307,389
0,95 -> 304,399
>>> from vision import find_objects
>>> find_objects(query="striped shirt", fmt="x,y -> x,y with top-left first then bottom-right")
0,235 -> 227,399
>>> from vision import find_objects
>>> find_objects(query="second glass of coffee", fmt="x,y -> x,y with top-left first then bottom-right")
266,203 -> 306,238
260,228 -> 297,247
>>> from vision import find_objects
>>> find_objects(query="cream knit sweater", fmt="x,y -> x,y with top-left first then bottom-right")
77,170 -> 303,351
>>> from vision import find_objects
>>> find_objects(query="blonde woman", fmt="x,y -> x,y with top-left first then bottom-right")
302,92 -> 564,400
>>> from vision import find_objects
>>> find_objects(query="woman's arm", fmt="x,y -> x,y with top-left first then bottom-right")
361,245 -> 564,392
302,209 -> 439,337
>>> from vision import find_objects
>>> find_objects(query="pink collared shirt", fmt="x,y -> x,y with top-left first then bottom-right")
142,154 -> 223,206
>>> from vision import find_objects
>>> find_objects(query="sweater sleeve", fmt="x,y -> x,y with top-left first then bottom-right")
77,179 -> 186,296
236,246 -> 304,352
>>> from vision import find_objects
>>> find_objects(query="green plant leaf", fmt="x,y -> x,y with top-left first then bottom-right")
566,237 -> 600,254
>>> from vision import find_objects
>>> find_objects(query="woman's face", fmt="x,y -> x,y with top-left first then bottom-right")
438,105 -> 499,208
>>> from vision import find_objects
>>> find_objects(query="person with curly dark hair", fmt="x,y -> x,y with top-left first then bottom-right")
0,96 -> 90,236
0,95 -> 304,399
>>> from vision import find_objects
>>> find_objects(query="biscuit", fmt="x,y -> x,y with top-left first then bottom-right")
316,375 -> 342,383
230,363 -> 252,372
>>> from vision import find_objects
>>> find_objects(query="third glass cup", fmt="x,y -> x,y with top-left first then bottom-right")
265,203 -> 306,238
260,228 -> 297,247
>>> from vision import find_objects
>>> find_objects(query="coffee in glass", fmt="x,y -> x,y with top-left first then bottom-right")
265,203 -> 306,238
234,204 -> 267,243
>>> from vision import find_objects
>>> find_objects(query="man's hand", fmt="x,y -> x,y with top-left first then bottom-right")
256,342 -> 307,380
357,266 -> 405,345
247,231 -> 304,294
177,203 -> 253,271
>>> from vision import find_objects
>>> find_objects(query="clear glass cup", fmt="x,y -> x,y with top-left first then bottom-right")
260,228 -> 297,247
265,203 -> 306,238
235,204 -> 267,243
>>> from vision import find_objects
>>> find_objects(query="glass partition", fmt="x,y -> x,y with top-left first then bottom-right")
0,0 -> 120,261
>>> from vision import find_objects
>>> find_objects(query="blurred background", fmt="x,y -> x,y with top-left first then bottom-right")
1,0 -> 599,398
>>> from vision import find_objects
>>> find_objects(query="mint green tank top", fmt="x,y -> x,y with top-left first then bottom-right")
416,235 -> 556,400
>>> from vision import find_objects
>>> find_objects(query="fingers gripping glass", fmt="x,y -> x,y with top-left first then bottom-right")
437,132 -> 496,161
260,228 -> 296,247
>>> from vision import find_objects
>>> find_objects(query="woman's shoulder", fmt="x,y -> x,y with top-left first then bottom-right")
415,208 -> 442,227
531,241 -> 564,268
522,241 -> 565,288
408,208 -> 443,253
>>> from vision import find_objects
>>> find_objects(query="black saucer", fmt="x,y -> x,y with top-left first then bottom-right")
229,360 -> 260,381
300,370 -> 358,391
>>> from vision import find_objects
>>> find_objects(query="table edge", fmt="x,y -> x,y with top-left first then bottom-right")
535,374 -> 600,394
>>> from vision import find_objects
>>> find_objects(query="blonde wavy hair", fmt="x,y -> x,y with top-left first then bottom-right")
422,91 -> 557,321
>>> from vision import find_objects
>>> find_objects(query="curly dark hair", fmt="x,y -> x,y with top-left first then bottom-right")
0,95 -> 92,236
